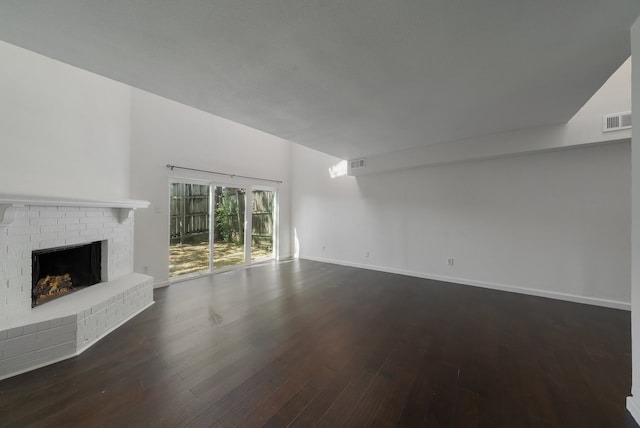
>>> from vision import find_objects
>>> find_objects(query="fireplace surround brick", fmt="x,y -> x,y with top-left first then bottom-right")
0,200 -> 152,380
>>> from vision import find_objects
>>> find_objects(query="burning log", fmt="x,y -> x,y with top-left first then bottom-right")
33,274 -> 73,304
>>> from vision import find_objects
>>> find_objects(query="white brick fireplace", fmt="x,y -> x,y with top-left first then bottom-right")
0,194 -> 153,380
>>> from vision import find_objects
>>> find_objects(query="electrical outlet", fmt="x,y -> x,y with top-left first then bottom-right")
365,251 -> 370,258
322,245 -> 326,251
447,258 -> 454,266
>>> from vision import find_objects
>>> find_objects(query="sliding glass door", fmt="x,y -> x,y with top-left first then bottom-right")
169,181 -> 211,278
251,189 -> 275,261
213,186 -> 246,269
169,180 -> 277,279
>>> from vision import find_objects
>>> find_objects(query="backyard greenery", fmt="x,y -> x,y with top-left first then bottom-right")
214,187 -> 245,244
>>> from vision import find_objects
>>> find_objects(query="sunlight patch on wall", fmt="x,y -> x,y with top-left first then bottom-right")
328,160 -> 348,178
294,228 -> 300,258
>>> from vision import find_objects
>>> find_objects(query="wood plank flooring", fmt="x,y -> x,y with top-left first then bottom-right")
0,259 -> 636,427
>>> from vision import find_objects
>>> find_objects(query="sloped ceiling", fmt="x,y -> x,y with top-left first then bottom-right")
0,1 -> 639,160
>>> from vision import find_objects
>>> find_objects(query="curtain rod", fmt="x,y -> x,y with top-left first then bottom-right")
166,164 -> 283,184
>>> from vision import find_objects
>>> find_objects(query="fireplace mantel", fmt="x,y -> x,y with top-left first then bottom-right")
0,194 -> 150,229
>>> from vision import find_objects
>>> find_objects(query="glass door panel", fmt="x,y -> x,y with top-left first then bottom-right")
169,182 -> 211,277
213,186 -> 246,269
251,190 -> 275,261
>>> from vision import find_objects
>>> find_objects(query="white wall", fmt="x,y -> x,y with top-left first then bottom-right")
0,41 -> 131,200
628,18 -> 640,422
130,89 -> 292,286
292,57 -> 632,309
293,140 -> 630,308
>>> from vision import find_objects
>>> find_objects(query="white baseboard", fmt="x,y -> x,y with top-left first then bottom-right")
300,256 -> 630,311
154,280 -> 170,288
628,396 -> 640,425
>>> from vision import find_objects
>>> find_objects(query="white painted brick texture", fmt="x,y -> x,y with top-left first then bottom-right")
0,204 -> 152,380
0,206 -> 135,321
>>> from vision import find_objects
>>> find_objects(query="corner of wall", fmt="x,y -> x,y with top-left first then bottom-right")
628,16 -> 640,424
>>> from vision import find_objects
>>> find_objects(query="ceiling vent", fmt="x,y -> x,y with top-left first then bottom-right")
349,158 -> 366,171
603,111 -> 632,132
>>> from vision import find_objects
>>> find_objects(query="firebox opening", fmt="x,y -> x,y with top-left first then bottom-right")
32,241 -> 102,307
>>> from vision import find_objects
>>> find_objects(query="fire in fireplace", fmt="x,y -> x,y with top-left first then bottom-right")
31,241 -> 102,307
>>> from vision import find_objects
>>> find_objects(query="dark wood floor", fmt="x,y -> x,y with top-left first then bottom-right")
0,260 -> 636,427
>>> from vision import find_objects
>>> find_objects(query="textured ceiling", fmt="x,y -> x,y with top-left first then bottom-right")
0,0 -> 638,159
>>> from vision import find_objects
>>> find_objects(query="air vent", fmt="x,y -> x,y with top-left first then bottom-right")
603,111 -> 632,132
349,158 -> 366,170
